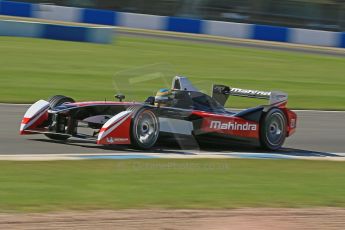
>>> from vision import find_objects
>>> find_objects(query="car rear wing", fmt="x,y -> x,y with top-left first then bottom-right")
212,85 -> 288,106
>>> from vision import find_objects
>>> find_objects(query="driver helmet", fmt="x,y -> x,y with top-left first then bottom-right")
155,88 -> 173,107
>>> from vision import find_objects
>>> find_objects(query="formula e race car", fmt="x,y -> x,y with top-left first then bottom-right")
20,76 -> 297,150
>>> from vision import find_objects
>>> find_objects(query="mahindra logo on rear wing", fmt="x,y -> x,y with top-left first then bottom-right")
230,88 -> 271,98
210,121 -> 257,131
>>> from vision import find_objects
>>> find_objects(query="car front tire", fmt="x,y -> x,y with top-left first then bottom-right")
45,95 -> 75,141
130,108 -> 160,149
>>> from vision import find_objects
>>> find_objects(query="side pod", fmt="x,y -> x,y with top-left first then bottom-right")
97,111 -> 132,145
20,100 -> 50,135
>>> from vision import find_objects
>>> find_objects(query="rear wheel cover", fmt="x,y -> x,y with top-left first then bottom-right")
260,108 -> 287,150
131,108 -> 159,149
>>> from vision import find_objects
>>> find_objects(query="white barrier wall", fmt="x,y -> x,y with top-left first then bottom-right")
289,28 -> 339,47
203,21 -> 252,39
86,27 -> 114,44
0,19 -> 113,44
0,20 -> 41,37
119,12 -> 166,30
0,20 -> 42,37
32,4 -> 82,22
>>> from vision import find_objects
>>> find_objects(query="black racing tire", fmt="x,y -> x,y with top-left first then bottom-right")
130,107 -> 159,150
45,95 -> 75,141
259,108 -> 287,151
48,95 -> 75,109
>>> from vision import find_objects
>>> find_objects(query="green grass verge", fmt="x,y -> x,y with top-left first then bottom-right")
0,36 -> 344,109
0,159 -> 344,212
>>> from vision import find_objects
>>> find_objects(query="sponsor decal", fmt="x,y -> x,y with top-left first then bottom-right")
213,85 -> 230,94
210,120 -> 257,131
231,88 -> 271,97
274,94 -> 287,100
106,137 -> 129,143
290,118 -> 296,128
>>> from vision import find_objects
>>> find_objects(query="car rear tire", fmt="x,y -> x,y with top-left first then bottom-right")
260,108 -> 287,150
130,108 -> 159,149
45,95 -> 75,141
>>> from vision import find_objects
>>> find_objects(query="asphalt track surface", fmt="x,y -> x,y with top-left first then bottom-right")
0,104 -> 344,160
0,17 -> 344,160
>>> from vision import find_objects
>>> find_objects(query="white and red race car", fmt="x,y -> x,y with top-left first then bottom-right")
20,76 -> 296,150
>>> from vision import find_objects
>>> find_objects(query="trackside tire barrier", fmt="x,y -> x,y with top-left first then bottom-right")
0,1 -> 343,48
